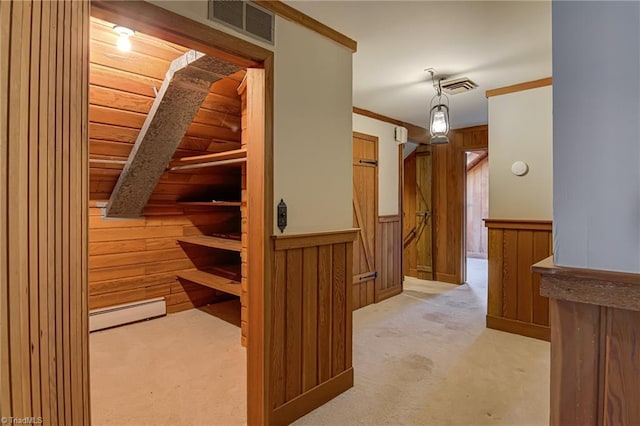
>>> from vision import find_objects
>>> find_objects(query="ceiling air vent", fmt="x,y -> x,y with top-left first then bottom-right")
209,1 -> 275,45
441,77 -> 478,95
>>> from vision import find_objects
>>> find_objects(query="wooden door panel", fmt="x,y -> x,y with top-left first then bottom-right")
352,133 -> 378,310
415,148 -> 434,280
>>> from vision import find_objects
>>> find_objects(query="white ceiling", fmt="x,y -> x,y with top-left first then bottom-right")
286,1 -> 552,129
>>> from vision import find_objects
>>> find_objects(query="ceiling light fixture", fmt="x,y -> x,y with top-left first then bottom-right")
113,26 -> 134,52
427,69 -> 450,145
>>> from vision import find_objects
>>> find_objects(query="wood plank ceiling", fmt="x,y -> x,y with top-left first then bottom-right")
89,17 -> 246,204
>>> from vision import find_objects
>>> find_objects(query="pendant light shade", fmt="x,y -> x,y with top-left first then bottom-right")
427,70 -> 451,144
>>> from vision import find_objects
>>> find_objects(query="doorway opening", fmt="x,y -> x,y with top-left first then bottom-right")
465,149 -> 488,296
87,9 -> 266,424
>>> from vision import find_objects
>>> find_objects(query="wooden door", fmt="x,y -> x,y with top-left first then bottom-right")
352,132 -> 378,310
404,146 -> 434,280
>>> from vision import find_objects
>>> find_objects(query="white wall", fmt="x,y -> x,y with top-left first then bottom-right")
148,1 -> 354,235
553,1 -> 640,273
488,86 -> 553,220
352,114 -> 401,216
274,19 -> 353,234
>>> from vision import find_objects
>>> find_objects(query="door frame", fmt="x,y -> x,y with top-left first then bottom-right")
90,2 -> 274,424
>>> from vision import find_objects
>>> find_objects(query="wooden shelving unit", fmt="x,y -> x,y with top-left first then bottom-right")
177,235 -> 242,252
177,201 -> 242,207
177,268 -> 241,296
168,148 -> 247,171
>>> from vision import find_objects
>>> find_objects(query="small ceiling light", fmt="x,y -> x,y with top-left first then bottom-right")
113,26 -> 134,52
427,69 -> 450,145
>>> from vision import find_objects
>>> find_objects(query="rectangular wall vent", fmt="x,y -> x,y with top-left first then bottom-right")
441,77 -> 478,95
209,1 -> 275,45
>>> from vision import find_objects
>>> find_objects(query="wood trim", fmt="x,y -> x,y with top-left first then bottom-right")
353,106 -> 430,145
273,229 -> 359,250
253,1 -> 357,53
352,131 -> 378,143
271,368 -> 354,426
484,219 -> 552,231
379,215 -> 400,223
486,315 -> 550,341
485,77 -> 553,98
376,286 -> 402,301
534,256 -> 640,310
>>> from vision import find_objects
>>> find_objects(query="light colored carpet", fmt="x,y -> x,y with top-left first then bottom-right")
295,259 -> 550,425
91,259 -> 550,426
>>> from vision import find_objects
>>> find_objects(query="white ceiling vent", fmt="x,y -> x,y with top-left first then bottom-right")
209,1 -> 274,45
441,77 -> 478,95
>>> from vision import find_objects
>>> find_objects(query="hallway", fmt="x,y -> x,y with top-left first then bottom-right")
296,258 -> 550,425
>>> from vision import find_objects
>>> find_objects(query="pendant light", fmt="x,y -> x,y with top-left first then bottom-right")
427,69 -> 450,145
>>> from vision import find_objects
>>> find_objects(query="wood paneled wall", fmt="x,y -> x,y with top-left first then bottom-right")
89,203 -> 239,313
533,259 -> 640,425
375,215 -> 402,302
270,230 -> 357,425
412,125 -> 488,284
88,17 -> 244,203
485,219 -> 552,341
1,0 -> 90,423
466,156 -> 488,258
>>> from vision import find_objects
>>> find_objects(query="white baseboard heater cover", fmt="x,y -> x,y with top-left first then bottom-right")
89,297 -> 166,332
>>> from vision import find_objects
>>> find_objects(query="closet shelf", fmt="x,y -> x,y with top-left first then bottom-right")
177,268 -> 241,296
177,235 -> 242,252
177,201 -> 242,207
168,148 -> 247,171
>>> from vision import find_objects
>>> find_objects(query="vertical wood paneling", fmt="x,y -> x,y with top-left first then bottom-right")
487,229 -> 504,317
604,308 -> 640,425
374,216 -> 402,303
516,230 -> 534,322
0,0 -> 90,423
271,231 -> 355,422
502,230 -> 519,319
302,247 -> 318,392
532,232 -> 550,326
466,156 -> 488,258
485,220 -> 552,341
272,250 -> 286,408
285,249 -> 303,401
332,243 -> 346,376
317,245 -> 333,383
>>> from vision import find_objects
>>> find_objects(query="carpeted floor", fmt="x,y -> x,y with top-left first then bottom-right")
91,259 -> 550,425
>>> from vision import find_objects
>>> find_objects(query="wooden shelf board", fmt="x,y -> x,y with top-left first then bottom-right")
177,268 -> 241,296
177,201 -> 242,207
177,235 -> 242,252
168,148 -> 247,169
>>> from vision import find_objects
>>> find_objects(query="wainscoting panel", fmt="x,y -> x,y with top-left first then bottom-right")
271,229 -> 357,425
375,215 -> 402,303
485,219 -> 552,341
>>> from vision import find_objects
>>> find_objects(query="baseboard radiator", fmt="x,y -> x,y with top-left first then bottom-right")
89,297 -> 167,332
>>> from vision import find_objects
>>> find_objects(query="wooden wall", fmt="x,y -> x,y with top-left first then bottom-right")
1,0 -> 90,423
89,203 -> 240,312
88,17 -> 244,202
375,216 -> 402,302
485,220 -> 552,340
270,230 -> 356,425
533,260 -> 640,425
466,155 -> 488,258
403,125 -> 488,284
87,17 -> 247,312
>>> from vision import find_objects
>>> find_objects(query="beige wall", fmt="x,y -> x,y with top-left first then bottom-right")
488,86 -> 553,220
149,1 -> 354,235
353,113 -> 402,216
